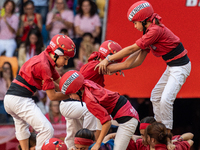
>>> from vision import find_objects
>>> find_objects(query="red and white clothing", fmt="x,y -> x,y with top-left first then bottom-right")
136,24 -> 180,57
136,23 -> 191,130
60,57 -> 103,149
82,79 -> 139,150
4,49 -> 60,150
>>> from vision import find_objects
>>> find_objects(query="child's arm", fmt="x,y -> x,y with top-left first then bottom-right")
53,77 -> 61,92
187,139 -> 194,147
46,89 -> 70,101
107,50 -> 148,73
95,43 -> 141,74
91,120 -> 111,150
103,133 -> 116,143
172,133 -> 194,143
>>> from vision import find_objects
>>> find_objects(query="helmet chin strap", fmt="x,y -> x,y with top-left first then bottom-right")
142,18 -> 148,35
54,54 -> 59,65
76,90 -> 83,106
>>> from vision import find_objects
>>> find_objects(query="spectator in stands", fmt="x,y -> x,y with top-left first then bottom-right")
46,0 -> 74,39
19,1 -> 42,43
31,0 -> 49,24
74,0 -> 101,58
0,62 -> 13,123
18,27 -> 44,68
0,0 -> 19,57
74,32 -> 98,70
45,101 -> 66,124
49,0 -> 74,11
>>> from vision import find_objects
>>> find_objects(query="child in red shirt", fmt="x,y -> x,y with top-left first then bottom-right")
59,40 -> 123,149
59,70 -> 139,150
96,0 -> 191,132
145,122 -> 193,150
4,34 -> 75,150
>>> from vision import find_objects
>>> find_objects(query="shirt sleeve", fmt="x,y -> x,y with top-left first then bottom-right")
74,14 -> 80,27
84,95 -> 111,124
136,26 -> 161,49
11,15 -> 19,32
94,14 -> 101,27
38,65 -> 55,90
46,12 -> 53,25
174,141 -> 190,150
52,69 -> 60,81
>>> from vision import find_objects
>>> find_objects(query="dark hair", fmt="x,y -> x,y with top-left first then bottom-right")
154,18 -> 161,25
78,0 -> 97,18
145,122 -> 172,145
75,128 -> 95,141
82,32 -> 93,39
3,0 -> 16,14
141,116 -> 156,124
24,0 -> 34,7
0,62 -> 13,81
60,28 -> 68,34
25,27 -> 43,55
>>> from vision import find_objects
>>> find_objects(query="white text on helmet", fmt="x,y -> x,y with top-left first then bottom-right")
61,72 -> 79,94
99,47 -> 108,55
128,2 -> 150,21
50,41 -> 56,48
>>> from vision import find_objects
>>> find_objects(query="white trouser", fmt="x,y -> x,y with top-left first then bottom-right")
150,62 -> 191,129
4,95 -> 54,150
60,101 -> 97,149
114,118 -> 138,150
0,39 -> 17,57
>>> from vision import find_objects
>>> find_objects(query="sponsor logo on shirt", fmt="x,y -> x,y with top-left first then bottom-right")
128,2 -> 150,21
61,72 -> 79,94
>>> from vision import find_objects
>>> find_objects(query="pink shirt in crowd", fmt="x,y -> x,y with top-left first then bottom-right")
0,78 -> 7,100
46,10 -> 74,39
45,113 -> 66,124
74,14 -> 101,38
0,14 -> 19,39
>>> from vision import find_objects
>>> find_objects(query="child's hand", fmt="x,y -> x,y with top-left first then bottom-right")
167,142 -> 175,150
91,143 -> 101,150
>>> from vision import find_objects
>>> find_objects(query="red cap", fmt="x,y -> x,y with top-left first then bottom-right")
59,70 -> 84,95
127,1 -> 154,22
98,40 -> 123,62
49,34 -> 76,57
42,138 -> 67,150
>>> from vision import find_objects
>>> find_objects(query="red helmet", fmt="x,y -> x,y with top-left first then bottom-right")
42,138 -> 67,150
59,70 -> 84,95
98,40 -> 123,62
127,1 -> 154,22
49,34 -> 76,57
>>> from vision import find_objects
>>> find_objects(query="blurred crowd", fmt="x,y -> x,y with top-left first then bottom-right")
0,0 -> 105,124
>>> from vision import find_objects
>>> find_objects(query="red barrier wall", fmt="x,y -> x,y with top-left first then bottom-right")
104,0 -> 200,98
